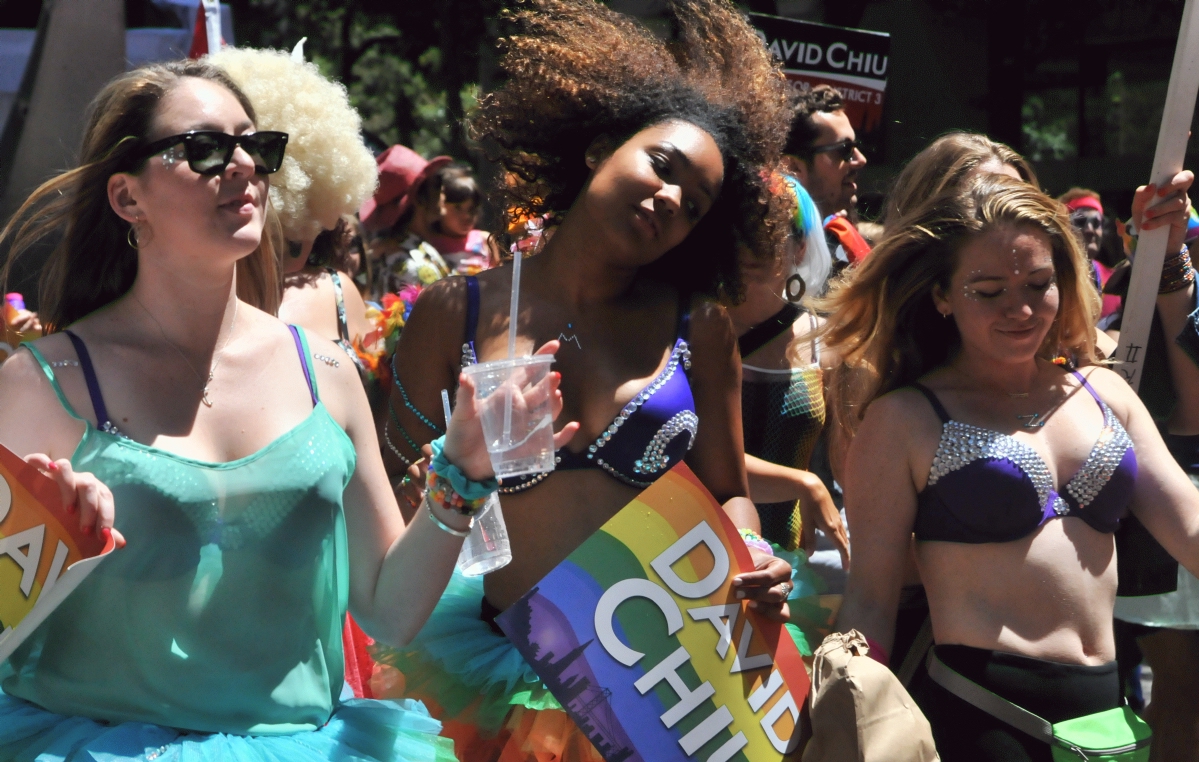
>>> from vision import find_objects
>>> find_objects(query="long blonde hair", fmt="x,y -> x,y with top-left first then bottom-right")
0,60 -> 281,332
820,174 -> 1100,438
882,132 -> 1038,230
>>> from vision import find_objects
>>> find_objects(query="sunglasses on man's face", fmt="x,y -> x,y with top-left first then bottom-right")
809,139 -> 864,163
138,131 -> 289,176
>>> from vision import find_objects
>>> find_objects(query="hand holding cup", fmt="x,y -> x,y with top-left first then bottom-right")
442,340 -> 579,481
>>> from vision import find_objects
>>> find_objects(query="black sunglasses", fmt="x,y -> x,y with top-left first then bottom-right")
809,139 -> 864,163
137,131 -> 289,176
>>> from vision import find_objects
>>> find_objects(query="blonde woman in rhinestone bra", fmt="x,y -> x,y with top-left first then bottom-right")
825,174 -> 1199,761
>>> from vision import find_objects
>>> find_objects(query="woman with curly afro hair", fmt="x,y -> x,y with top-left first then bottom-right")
371,1 -> 797,759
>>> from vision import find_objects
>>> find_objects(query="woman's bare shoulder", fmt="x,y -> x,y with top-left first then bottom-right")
854,385 -> 946,462
410,272 -> 472,318
0,338 -> 87,457
1074,364 -> 1139,418
686,297 -> 736,355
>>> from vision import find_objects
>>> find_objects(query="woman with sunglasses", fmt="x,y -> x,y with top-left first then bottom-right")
0,59 -> 573,761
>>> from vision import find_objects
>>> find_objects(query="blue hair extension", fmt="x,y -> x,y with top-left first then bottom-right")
783,175 -> 832,296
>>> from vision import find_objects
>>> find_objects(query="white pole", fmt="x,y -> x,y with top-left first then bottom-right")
1113,0 -> 1199,391
203,0 -> 222,55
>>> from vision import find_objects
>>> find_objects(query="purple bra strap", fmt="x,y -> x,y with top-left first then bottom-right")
1071,370 -> 1105,411
62,330 -> 112,431
288,325 -> 318,407
464,275 -> 480,353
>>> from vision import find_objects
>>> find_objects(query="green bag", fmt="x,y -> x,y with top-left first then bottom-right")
927,650 -> 1152,761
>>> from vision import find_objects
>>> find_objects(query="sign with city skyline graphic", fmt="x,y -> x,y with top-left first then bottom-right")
496,463 -> 809,762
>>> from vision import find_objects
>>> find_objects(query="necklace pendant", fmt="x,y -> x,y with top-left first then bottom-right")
1016,412 -> 1045,428
558,322 -> 582,350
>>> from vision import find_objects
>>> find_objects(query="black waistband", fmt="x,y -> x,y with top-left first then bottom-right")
932,644 -> 1120,725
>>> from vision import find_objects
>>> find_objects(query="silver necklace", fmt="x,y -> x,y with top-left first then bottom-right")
134,294 -> 238,407
558,321 -> 582,350
1014,393 -> 1068,428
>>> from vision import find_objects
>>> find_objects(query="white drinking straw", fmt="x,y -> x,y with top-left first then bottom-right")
502,251 -> 523,444
508,250 -> 522,360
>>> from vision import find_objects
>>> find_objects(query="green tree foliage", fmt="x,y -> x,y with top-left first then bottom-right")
228,0 -> 500,159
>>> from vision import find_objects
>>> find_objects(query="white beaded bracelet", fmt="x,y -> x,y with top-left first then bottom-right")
425,495 -> 472,537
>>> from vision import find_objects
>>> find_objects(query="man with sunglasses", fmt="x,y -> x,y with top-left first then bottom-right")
781,84 -> 871,268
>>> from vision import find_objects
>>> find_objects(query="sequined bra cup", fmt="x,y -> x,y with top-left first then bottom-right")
460,275 -> 698,492
912,371 -> 1137,544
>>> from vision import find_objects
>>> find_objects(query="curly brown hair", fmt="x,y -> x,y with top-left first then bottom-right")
471,0 -> 793,301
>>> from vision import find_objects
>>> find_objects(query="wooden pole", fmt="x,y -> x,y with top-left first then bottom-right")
1114,0 -> 1199,390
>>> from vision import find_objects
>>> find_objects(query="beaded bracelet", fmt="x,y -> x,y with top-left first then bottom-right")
424,495 -> 471,537
738,527 -> 774,556
1161,245 -> 1196,294
426,468 -> 490,516
425,436 -> 499,516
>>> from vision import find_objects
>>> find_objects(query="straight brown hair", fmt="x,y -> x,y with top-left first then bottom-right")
0,60 -> 281,332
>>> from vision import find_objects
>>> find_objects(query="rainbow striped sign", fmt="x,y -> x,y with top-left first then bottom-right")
497,463 -> 809,762
0,443 -> 112,662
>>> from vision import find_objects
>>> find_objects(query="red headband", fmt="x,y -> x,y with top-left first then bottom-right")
1065,196 -> 1103,215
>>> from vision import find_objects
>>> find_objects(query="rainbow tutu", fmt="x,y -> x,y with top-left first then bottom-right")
370,552 -> 827,762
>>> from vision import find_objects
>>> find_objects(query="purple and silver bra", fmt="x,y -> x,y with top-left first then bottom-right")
912,371 -> 1137,544
461,276 -> 698,493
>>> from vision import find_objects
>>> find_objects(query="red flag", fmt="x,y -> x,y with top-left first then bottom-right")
187,3 -> 208,58
188,2 -> 223,58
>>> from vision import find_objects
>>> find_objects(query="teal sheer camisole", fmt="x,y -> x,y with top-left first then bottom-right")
3,327 -> 358,736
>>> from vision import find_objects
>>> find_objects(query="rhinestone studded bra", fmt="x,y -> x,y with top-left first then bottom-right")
912,371 -> 1137,544
460,276 -> 698,494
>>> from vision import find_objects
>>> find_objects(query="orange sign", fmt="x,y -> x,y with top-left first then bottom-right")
0,443 -> 113,661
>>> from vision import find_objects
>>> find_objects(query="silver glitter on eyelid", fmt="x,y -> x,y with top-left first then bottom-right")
962,269 -> 985,301
160,145 -> 185,167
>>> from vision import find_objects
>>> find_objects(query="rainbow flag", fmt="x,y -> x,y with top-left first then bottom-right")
0,443 -> 112,662
497,463 -> 810,762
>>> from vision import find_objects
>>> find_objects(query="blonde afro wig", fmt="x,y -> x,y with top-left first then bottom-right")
209,47 -> 378,242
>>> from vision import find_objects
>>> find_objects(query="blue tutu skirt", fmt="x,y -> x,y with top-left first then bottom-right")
0,691 -> 456,762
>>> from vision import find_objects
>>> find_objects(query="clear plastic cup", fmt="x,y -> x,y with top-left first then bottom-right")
461,355 -> 556,479
457,493 -> 512,576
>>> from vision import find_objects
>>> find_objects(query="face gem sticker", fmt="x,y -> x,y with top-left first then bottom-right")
962,269 -> 986,301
